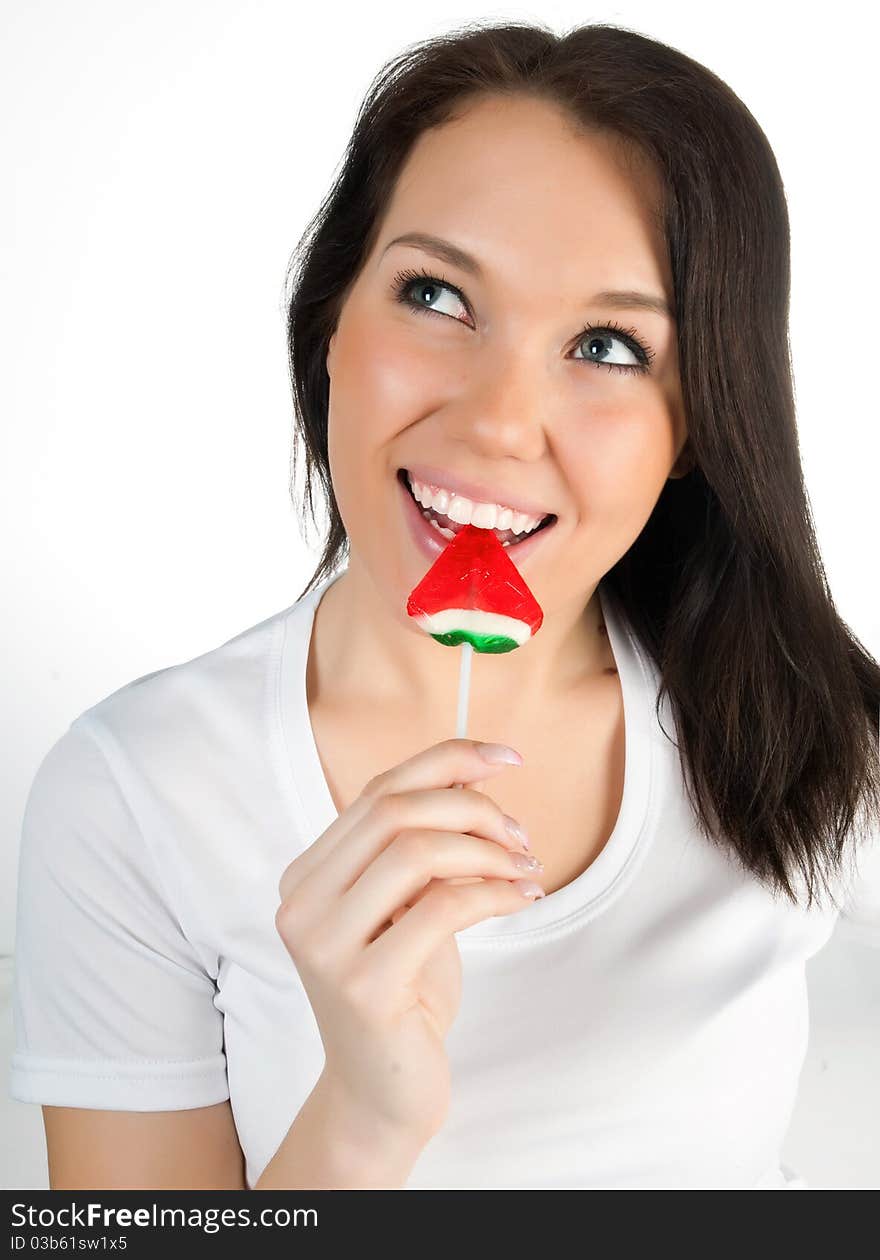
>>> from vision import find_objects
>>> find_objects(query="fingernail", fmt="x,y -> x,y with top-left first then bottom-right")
509,852 -> 543,872
503,814 -> 531,850
514,879 -> 545,900
479,743 -> 523,766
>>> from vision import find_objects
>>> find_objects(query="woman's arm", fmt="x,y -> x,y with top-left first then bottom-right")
253,1070 -> 430,1190
42,1100 -> 247,1190
44,1081 -> 428,1190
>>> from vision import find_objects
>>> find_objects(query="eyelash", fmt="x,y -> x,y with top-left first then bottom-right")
389,265 -> 656,376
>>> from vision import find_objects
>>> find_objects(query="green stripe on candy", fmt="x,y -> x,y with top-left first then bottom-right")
411,607 -> 532,655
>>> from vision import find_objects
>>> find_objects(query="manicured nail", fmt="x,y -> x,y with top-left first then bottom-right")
514,879 -> 545,900
479,743 -> 523,766
509,853 -> 543,872
503,814 -> 530,850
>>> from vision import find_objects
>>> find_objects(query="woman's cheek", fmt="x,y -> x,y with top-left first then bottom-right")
368,334 -> 450,418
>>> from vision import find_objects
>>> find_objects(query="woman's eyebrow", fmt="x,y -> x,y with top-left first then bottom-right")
381,231 -> 675,320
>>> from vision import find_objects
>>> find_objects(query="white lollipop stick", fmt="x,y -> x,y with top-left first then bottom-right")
453,640 -> 473,789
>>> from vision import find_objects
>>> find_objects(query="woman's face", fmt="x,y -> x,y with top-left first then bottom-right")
324,93 -> 689,689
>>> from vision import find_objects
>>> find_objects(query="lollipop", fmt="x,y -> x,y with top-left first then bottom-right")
406,521 -> 544,785
406,522 -> 543,653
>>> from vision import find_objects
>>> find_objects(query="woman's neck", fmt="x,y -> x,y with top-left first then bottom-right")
306,562 -> 610,722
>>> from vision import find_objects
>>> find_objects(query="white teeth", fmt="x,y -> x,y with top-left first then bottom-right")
407,472 -> 546,535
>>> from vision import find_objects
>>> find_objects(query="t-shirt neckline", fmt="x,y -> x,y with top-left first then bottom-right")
277,569 -> 657,943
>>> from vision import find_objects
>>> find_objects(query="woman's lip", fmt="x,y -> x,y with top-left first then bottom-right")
397,469 -> 557,565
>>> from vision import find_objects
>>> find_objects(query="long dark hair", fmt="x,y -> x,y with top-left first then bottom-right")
282,20 -> 880,911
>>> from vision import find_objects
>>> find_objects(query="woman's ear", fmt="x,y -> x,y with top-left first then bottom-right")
326,330 -> 337,378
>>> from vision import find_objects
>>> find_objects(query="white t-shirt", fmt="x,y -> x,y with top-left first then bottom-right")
10,570 -> 879,1189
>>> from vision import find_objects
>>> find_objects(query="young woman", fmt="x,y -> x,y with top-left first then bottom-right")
11,21 -> 880,1191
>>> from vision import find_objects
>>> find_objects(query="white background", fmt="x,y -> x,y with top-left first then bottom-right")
2,0 -> 878,1189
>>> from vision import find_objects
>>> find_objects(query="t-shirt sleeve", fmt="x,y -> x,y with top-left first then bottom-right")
9,719 -> 230,1110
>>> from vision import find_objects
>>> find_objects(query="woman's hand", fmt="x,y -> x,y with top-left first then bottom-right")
274,738 -> 542,1144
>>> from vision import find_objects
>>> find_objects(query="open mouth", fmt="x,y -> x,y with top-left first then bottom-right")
397,468 -> 557,548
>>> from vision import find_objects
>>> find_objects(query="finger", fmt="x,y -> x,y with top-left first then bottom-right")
362,879 -> 543,996
286,778 -> 528,944
370,882 -> 440,942
330,829 -> 540,957
278,738 -> 523,902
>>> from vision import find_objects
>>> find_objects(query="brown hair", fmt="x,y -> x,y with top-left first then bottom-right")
282,19 -> 880,910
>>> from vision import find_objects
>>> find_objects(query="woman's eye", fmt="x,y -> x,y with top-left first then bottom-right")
397,274 -> 468,322
391,267 -> 653,375
572,329 -> 647,374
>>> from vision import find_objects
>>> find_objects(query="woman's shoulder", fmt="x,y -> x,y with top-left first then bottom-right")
75,599 -> 304,757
